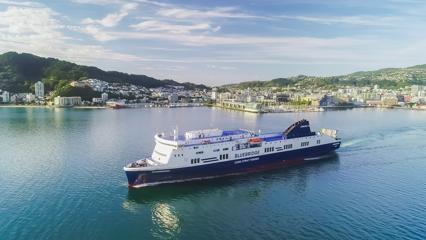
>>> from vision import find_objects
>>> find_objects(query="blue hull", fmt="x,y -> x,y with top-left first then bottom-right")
125,142 -> 340,187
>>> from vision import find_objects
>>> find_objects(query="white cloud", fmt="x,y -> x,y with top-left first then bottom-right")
0,5 -> 144,66
0,6 -> 63,39
84,24 -> 363,47
82,2 -> 138,27
0,0 -> 44,7
206,64 -> 236,70
280,15 -> 399,26
157,6 -> 267,20
131,20 -> 219,34
71,0 -> 124,5
134,0 -> 173,8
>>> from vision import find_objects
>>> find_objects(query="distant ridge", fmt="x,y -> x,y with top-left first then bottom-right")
224,65 -> 426,89
0,52 -> 209,92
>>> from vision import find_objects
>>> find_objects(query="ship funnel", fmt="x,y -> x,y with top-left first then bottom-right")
283,119 -> 315,139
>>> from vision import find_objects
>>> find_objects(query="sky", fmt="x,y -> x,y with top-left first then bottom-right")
1,0 -> 426,85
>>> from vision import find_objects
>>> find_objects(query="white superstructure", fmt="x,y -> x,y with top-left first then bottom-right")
125,127 -> 339,171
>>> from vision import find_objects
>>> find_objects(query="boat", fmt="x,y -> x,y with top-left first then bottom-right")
106,100 -> 128,109
123,119 -> 341,188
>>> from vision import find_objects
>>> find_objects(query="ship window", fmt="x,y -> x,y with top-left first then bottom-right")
196,151 -> 203,154
191,158 -> 200,164
301,142 -> 309,147
223,148 -> 229,151
213,149 -> 220,152
264,147 -> 274,153
194,146 -> 199,149
284,144 -> 292,149
317,140 -> 320,144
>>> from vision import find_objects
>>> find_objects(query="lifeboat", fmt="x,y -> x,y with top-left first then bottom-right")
249,137 -> 263,143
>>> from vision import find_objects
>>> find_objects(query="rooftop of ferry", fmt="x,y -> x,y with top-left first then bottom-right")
156,119 -> 335,145
157,128 -> 301,144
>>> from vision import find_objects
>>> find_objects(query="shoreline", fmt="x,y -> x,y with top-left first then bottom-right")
0,104 -> 106,109
1,104 -> 425,112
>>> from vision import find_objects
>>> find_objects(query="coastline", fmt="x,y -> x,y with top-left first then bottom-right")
1,104 -> 425,112
0,104 -> 106,109
0,104 -> 49,108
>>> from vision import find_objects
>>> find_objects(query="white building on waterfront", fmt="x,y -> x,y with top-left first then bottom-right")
35,81 -> 44,98
2,91 -> 10,103
211,88 -> 218,100
54,96 -> 82,107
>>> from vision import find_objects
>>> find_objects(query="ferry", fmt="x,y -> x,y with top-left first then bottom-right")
124,119 -> 341,188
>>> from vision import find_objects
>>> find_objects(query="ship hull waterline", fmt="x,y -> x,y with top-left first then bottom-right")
125,142 -> 340,188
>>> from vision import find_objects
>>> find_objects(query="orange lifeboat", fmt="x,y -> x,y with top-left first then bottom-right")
249,137 -> 263,143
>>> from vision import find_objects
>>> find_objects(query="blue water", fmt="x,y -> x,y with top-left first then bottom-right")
0,107 -> 425,240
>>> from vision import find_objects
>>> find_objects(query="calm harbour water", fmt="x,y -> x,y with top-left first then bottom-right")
0,107 -> 425,240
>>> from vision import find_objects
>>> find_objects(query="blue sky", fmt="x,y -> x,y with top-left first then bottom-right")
1,0 -> 426,85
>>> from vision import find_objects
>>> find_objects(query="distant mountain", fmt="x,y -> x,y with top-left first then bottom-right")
224,65 -> 426,89
0,52 -> 209,93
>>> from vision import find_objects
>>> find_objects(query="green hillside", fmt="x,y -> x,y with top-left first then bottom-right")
0,52 -> 209,93
225,65 -> 426,89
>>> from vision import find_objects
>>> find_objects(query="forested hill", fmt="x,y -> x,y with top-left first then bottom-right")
224,65 -> 426,89
0,52 -> 209,92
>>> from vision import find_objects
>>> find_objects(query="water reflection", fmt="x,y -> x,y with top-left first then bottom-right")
293,153 -> 340,194
151,203 -> 181,238
125,178 -> 236,204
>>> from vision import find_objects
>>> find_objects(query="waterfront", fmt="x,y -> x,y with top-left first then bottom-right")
0,107 -> 425,239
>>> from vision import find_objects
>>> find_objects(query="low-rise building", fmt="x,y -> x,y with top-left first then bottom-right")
92,98 -> 103,104
54,96 -> 82,107
26,93 -> 35,103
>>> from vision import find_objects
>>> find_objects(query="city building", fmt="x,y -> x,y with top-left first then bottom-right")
92,98 -> 103,104
211,88 -> 217,100
2,91 -> 10,103
26,93 -> 35,103
35,81 -> 44,97
219,100 -> 263,113
101,92 -> 108,102
54,96 -> 82,107
168,93 -> 179,103
10,94 -> 18,103
319,95 -> 337,107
